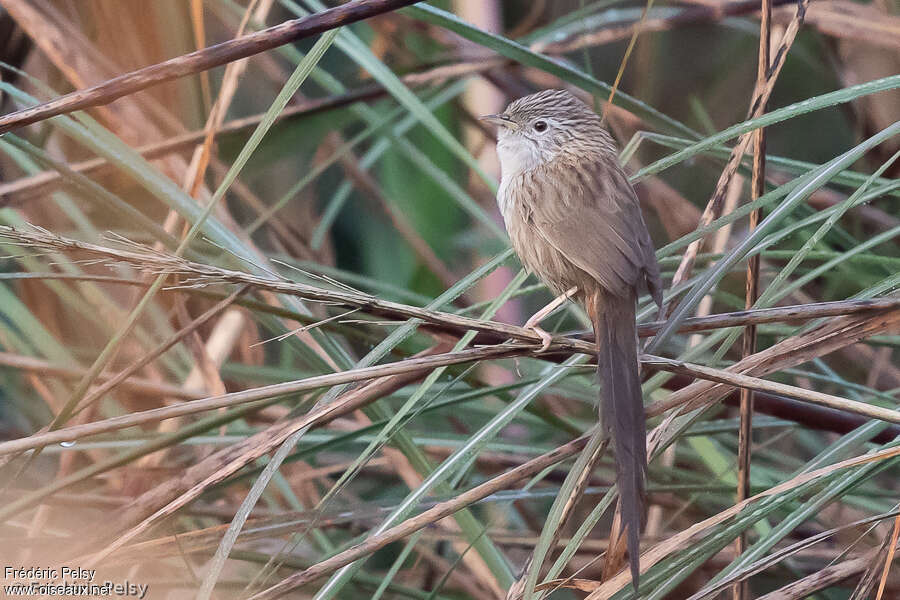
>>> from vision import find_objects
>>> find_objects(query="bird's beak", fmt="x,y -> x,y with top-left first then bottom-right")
479,113 -> 517,130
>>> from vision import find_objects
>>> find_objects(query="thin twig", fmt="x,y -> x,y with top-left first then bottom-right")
246,435 -> 591,600
0,59 -> 501,207
75,286 -> 248,416
3,227 -> 897,351
0,286 -> 248,468
0,0 -> 424,134
4,344 -> 899,461
634,299 -> 900,336
586,444 -> 900,598
533,0 -> 800,54
599,0 -> 655,125
644,356 -> 900,426
756,551 -> 877,599
0,226 -> 589,351
682,510 -> 900,599
667,0 -> 810,294
876,513 -> 900,600
0,344 -> 530,456
736,2 -> 772,593
0,352 -> 204,400
332,138 -> 462,290
647,309 -> 900,424
0,344 -> 449,527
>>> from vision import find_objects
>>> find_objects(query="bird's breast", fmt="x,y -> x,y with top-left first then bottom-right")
497,170 -> 592,297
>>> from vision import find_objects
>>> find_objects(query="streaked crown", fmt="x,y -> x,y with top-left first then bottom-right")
485,89 -> 618,180
503,89 -> 600,130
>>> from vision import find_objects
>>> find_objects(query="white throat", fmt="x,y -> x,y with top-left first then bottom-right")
496,138 -> 542,184
496,137 -> 548,218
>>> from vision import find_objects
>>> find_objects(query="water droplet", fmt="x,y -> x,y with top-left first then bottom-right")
59,441 -> 76,448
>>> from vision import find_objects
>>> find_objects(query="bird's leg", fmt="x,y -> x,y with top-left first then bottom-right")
524,286 -> 578,352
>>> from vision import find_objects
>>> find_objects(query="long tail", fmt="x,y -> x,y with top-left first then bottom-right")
591,290 -> 646,588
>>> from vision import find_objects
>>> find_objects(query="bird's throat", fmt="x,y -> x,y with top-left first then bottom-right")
496,138 -> 543,182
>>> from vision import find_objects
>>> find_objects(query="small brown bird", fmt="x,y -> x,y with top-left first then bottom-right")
483,89 -> 662,586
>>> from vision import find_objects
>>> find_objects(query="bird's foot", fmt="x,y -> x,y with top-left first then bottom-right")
522,286 -> 577,353
524,322 -> 553,353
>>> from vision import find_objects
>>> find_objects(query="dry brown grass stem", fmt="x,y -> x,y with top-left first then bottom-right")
669,0 -> 810,292
0,344 -> 447,529
876,515 -> 900,600
2,226 -> 897,347
248,440 -> 900,600
0,351 -> 205,400
645,356 -> 900,425
0,0 -> 425,134
586,443 -> 900,598
0,343 -> 528,457
79,286 -> 247,416
648,307 -> 900,423
77,345 -> 450,563
2,342 -> 895,459
532,0 -> 799,54
0,58 -> 500,207
246,434 -> 592,600
0,225 -> 591,351
736,3 -> 773,593
756,550 -> 882,599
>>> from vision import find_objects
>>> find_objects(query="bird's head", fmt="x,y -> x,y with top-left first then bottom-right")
481,89 -> 615,179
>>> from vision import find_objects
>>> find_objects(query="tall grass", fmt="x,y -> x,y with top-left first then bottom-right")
0,1 -> 897,599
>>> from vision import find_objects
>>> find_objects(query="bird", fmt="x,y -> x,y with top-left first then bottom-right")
482,89 -> 663,587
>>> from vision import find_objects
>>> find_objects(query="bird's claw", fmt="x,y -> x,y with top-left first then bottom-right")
526,325 -> 553,353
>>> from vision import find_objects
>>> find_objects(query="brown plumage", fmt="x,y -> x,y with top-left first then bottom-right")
483,89 -> 663,588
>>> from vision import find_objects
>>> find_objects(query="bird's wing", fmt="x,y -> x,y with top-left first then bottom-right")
526,157 -> 660,299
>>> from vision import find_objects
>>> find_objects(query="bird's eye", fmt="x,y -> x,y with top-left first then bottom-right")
533,120 -> 548,132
